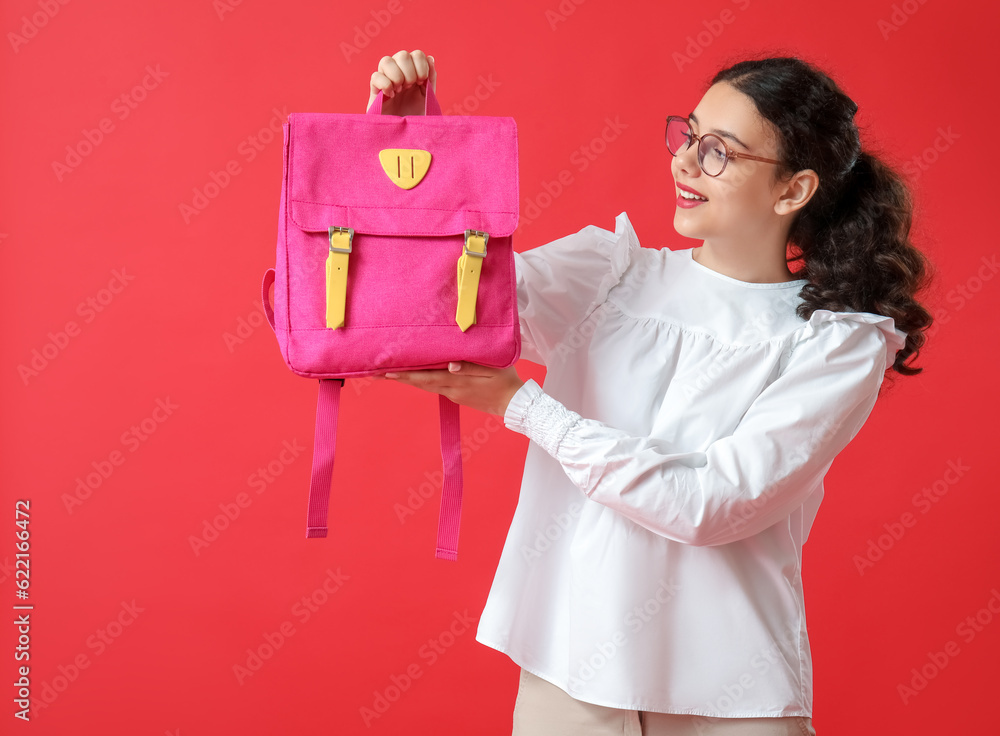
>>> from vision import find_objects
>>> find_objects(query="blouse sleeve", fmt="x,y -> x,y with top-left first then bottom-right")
503,309 -> 908,547
515,211 -> 640,366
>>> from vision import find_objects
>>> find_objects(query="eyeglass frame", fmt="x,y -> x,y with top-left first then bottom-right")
665,115 -> 783,177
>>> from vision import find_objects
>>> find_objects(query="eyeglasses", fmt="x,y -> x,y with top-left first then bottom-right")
665,116 -> 783,177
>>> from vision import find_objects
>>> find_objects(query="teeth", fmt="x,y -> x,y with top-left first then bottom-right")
679,189 -> 707,201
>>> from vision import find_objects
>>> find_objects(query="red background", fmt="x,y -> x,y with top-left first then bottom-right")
2,0 -> 998,733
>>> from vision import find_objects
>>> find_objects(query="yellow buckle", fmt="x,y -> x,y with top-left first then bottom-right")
328,226 -> 354,253
326,227 -> 353,329
463,229 -> 488,257
456,230 -> 488,331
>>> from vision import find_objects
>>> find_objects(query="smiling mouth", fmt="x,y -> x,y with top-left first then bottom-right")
677,188 -> 708,202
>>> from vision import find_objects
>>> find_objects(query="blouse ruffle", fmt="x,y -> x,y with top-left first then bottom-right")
795,308 -> 908,371
511,212 -> 642,366
587,211 -> 643,321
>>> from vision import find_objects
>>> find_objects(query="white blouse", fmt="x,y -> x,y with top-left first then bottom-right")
475,211 -> 908,717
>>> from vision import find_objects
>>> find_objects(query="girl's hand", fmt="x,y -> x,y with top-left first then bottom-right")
367,49 -> 437,116
374,362 -> 524,417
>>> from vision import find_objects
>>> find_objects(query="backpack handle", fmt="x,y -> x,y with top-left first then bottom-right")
367,80 -> 442,117
261,268 -> 276,331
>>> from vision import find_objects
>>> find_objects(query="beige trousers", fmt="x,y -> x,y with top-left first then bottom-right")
512,668 -> 817,736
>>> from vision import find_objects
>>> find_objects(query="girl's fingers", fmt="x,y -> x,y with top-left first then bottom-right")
368,50 -> 435,112
391,49 -> 418,88
411,50 -> 434,90
373,56 -> 404,94
381,55 -> 404,82
387,369 -> 486,383
370,74 -> 396,101
393,370 -> 449,383
375,51 -> 433,95
382,362 -> 499,384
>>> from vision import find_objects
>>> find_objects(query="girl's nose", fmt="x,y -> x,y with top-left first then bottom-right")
673,145 -> 699,178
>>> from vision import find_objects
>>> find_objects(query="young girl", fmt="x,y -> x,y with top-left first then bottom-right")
367,50 -> 933,736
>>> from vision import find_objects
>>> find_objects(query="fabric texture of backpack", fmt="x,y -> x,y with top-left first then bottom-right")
260,81 -> 521,561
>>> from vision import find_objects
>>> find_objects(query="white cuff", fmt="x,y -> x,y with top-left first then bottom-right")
503,379 -> 580,456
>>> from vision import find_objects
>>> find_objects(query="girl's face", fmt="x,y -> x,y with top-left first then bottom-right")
670,83 -> 788,245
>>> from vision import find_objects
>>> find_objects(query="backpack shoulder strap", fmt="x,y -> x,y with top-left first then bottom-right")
435,394 -> 463,560
305,379 -> 465,561
306,378 -> 345,537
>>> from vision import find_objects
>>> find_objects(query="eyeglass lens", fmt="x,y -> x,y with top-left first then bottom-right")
666,118 -> 728,176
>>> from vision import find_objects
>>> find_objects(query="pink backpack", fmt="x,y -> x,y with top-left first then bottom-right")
261,82 -> 520,560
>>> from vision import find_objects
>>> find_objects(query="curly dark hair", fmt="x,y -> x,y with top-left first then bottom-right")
709,55 -> 934,378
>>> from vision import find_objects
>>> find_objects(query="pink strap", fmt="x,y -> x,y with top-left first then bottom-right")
435,394 -> 463,560
306,379 -> 344,538
366,80 -> 443,117
261,268 -> 275,330
306,378 -> 464,560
